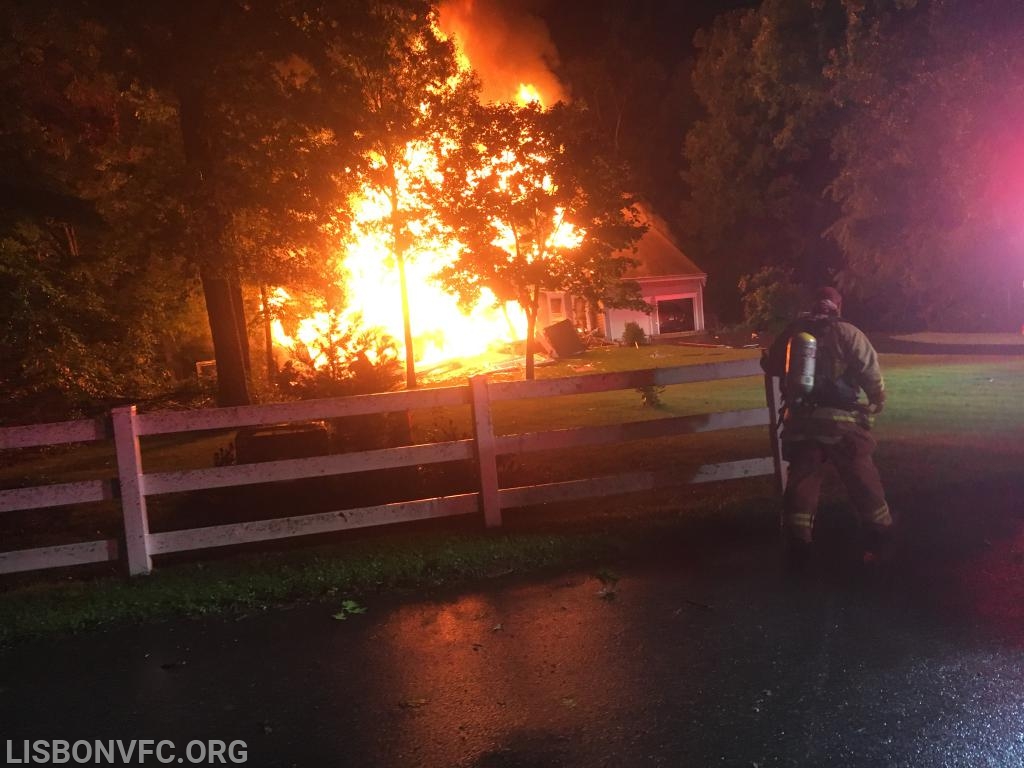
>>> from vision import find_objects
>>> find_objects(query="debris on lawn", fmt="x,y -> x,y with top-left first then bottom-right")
331,599 -> 368,621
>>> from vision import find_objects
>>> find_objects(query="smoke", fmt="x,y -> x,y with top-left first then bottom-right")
438,0 -> 566,105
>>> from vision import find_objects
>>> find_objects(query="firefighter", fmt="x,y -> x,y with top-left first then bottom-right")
763,287 -> 893,567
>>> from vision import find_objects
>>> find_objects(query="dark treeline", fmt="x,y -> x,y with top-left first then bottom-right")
548,0 -> 1024,330
680,0 -> 1024,330
3,0 -> 1023,420
2,0 -> 360,417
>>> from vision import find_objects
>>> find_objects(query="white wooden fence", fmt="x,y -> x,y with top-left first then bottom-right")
0,360 -> 786,577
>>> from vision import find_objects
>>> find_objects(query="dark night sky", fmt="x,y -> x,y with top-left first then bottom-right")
537,0 -> 759,65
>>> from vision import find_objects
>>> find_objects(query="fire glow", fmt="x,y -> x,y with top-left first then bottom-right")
270,8 -> 567,377
271,169 -> 531,371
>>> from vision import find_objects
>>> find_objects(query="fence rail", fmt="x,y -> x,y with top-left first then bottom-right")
0,417 -> 108,451
0,359 -> 781,577
135,385 -> 470,437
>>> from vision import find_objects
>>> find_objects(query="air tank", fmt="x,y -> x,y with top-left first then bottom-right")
786,331 -> 817,397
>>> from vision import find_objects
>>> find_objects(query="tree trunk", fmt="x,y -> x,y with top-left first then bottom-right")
177,71 -> 251,408
390,174 -> 417,390
201,267 -> 251,407
260,284 -> 277,386
230,276 -> 251,377
396,248 -> 416,389
524,307 -> 537,381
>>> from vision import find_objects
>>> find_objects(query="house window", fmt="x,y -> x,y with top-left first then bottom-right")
548,295 -> 565,317
656,297 -> 695,333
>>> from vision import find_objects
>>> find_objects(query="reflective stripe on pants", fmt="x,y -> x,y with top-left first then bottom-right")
782,425 -> 891,543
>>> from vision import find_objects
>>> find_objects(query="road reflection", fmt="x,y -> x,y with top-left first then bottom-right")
361,577 -> 637,764
951,522 -> 1024,646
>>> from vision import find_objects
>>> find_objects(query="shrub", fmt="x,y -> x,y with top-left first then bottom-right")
275,322 -> 401,400
636,384 -> 665,408
738,267 -> 806,334
622,321 -> 647,346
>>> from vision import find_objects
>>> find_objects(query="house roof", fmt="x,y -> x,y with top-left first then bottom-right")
619,212 -> 706,279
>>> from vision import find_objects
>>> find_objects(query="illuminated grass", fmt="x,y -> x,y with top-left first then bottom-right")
0,531 -> 611,644
874,354 -> 1024,497
890,332 -> 1024,346
0,488 -> 774,646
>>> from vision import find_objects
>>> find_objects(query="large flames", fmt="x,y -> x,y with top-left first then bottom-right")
269,8 -> 566,380
269,173 -> 530,372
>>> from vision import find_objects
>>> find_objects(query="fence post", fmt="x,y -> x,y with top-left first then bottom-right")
469,374 -> 502,528
112,405 -> 152,575
764,375 -> 788,496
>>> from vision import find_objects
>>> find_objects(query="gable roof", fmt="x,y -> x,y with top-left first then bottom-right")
619,210 -> 705,278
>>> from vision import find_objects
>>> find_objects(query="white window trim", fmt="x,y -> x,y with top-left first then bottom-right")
652,293 -> 698,335
547,291 -> 567,320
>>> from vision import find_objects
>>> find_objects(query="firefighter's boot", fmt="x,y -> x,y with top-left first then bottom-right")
782,536 -> 813,573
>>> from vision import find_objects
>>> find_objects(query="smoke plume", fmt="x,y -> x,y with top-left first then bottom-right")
438,0 -> 566,105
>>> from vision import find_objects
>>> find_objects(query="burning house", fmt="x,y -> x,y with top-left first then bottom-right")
536,214 -> 707,342
266,1 -> 675,380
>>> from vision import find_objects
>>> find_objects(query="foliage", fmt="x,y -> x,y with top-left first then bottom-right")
212,441 -> 236,468
91,1 -> 357,407
635,384 -> 665,408
331,599 -> 367,620
680,0 -> 844,322
595,567 -> 620,600
1,0 -> 483,411
559,4 -> 696,219
738,266 -> 806,333
0,6 -> 205,420
0,222 -> 113,420
437,101 -> 646,379
275,321 -> 402,400
683,0 -> 1024,331
300,0 -> 478,389
622,321 -> 647,347
826,0 -> 1024,330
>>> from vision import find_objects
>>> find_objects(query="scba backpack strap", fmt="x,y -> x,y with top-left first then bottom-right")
782,316 -> 856,409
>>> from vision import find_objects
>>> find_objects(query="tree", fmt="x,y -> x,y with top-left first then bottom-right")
303,0 -> 476,390
738,266 -> 806,334
1,0 -> 492,415
558,1 -> 696,222
682,0 -> 1024,329
67,0 -> 355,406
438,102 -> 646,379
827,0 -> 1024,329
0,3 -> 207,419
679,0 -> 845,322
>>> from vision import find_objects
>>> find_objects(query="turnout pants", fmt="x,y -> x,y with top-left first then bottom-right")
782,425 -> 892,545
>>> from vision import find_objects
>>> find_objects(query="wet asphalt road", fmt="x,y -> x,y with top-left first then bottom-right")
4,508 -> 1024,767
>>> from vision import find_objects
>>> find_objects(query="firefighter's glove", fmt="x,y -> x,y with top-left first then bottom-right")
867,399 -> 884,415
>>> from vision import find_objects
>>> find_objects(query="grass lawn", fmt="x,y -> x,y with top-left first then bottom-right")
890,332 -> 1024,346
873,354 -> 1024,499
2,343 -> 1023,645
